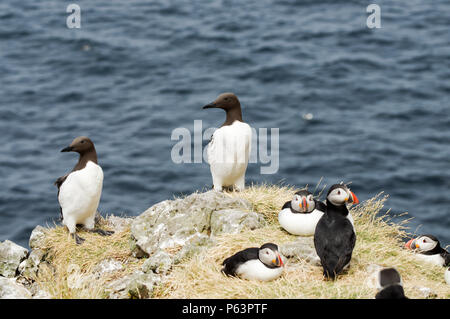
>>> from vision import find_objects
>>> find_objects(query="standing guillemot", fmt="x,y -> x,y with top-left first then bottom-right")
375,268 -> 407,299
221,243 -> 284,281
314,183 -> 359,280
55,136 -> 113,244
404,234 -> 450,267
203,93 -> 252,192
278,190 -> 327,236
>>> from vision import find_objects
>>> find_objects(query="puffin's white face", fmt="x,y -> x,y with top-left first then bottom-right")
259,247 -> 283,267
327,187 -> 350,206
414,236 -> 438,252
327,186 -> 358,206
291,193 -> 315,213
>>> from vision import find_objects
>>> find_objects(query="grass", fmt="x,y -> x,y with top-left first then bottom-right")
32,184 -> 450,299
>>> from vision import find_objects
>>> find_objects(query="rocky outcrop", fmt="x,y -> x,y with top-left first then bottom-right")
130,191 -> 257,258
280,237 -> 320,265
0,240 -> 29,278
0,277 -> 32,299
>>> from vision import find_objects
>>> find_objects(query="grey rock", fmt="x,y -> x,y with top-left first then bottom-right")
280,237 -> 320,265
0,277 -> 32,299
107,216 -> 133,233
210,209 -> 265,236
173,233 -> 214,264
142,250 -> 173,275
18,249 -> 46,280
131,191 -> 252,256
92,259 -> 123,279
0,240 -> 29,278
29,226 -> 46,250
413,286 -> 437,299
107,271 -> 160,299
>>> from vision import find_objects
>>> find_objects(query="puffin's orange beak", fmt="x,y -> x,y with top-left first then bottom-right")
302,198 -> 307,212
350,191 -> 359,205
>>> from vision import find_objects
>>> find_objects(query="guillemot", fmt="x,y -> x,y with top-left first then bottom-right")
55,136 -> 113,244
203,93 -> 252,192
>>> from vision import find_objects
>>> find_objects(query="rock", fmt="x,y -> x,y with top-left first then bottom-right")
0,277 -> 32,299
210,209 -> 265,236
142,250 -> 173,275
107,216 -> 133,233
279,237 -> 320,265
413,286 -> 437,299
107,272 -> 160,299
92,259 -> 123,279
18,249 -> 46,280
131,191 -> 252,256
29,226 -> 46,250
173,233 -> 214,264
0,240 -> 29,278
364,264 -> 384,289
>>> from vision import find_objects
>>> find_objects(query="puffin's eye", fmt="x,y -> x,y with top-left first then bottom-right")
423,239 -> 427,243
337,190 -> 341,195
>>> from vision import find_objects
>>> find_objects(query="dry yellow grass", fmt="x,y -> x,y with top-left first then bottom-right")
154,185 -> 450,299
32,184 -> 450,299
33,217 -> 145,299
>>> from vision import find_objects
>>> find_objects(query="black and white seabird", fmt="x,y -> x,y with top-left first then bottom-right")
55,136 -> 113,244
278,190 -> 327,236
404,234 -> 450,267
375,267 -> 408,299
313,183 -> 359,280
221,243 -> 284,281
203,93 -> 252,192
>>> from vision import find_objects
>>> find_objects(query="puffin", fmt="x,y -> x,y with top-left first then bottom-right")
55,136 -> 113,244
278,190 -> 326,236
445,268 -> 450,285
375,268 -> 407,299
203,93 -> 252,192
313,183 -> 359,280
404,234 -> 450,267
221,243 -> 284,281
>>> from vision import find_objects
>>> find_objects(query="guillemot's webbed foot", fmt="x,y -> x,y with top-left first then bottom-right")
88,228 -> 114,236
71,233 -> 85,245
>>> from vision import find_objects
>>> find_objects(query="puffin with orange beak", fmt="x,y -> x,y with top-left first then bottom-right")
404,234 -> 449,267
278,190 -> 327,236
314,183 -> 360,280
221,243 -> 285,281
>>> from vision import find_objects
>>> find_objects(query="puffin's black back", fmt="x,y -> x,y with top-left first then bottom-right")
375,285 -> 407,299
314,201 -> 356,279
222,247 -> 259,277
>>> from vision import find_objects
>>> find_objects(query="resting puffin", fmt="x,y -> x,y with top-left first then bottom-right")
221,243 -> 284,281
278,190 -> 326,236
313,183 -> 359,280
404,234 -> 450,267
375,268 -> 407,299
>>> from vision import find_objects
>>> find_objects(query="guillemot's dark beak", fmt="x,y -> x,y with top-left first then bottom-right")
203,102 -> 217,109
61,146 -> 73,152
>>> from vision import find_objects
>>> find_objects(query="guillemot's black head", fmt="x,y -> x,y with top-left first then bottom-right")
291,190 -> 315,213
61,136 -> 96,155
326,183 -> 359,207
258,243 -> 283,268
202,93 -> 243,126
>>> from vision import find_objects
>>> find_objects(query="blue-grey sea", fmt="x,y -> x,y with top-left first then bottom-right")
0,0 -> 449,248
